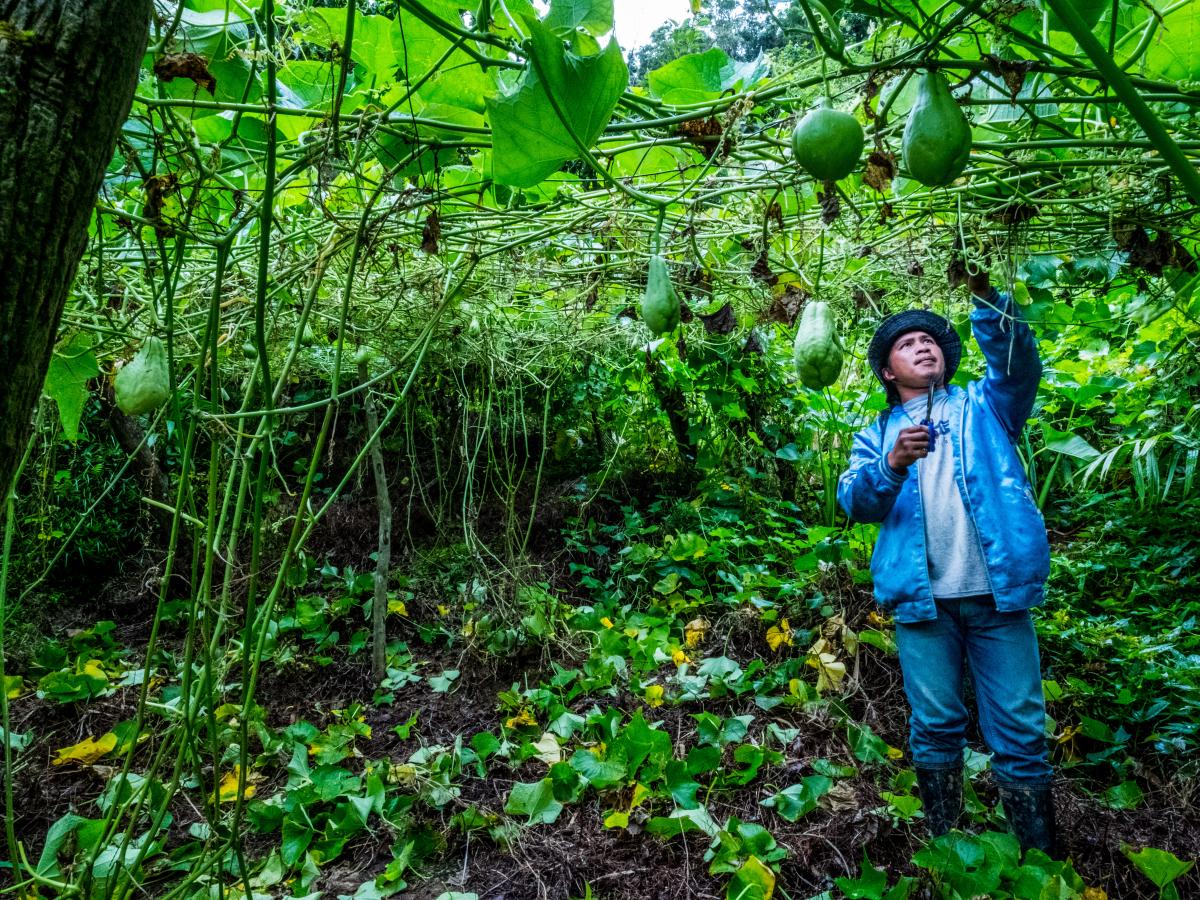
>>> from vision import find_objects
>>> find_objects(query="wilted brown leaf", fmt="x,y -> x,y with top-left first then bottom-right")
766,286 -> 808,326
153,53 -> 216,94
751,250 -> 778,285
700,301 -> 735,334
421,210 -> 441,255
818,181 -> 840,224
984,53 -> 1035,100
863,150 -> 895,193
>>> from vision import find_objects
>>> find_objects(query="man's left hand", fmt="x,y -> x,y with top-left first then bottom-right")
968,269 -> 990,297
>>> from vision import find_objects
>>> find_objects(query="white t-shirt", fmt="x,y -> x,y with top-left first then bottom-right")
901,389 -> 991,598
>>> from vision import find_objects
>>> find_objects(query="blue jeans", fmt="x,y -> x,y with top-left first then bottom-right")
894,594 -> 1052,784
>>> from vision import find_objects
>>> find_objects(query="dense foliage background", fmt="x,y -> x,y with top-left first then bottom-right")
1,0 -> 1198,898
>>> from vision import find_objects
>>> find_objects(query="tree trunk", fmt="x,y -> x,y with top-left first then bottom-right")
0,0 -> 151,500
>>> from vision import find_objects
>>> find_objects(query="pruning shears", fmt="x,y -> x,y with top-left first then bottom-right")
920,379 -> 938,454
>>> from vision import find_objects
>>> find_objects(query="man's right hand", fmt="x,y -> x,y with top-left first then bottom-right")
888,426 -> 930,472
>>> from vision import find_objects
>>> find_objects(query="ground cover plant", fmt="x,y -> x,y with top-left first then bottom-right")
1,0 -> 1199,898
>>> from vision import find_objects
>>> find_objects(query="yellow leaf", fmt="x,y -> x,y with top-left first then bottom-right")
437,604 -> 450,616
807,635 -> 833,656
81,659 -> 109,680
887,745 -> 905,760
600,616 -> 614,629
1083,888 -> 1108,900
217,767 -> 256,803
866,610 -> 888,627
644,684 -> 664,708
623,626 -> 639,638
4,674 -> 22,699
603,810 -> 629,829
387,599 -> 408,617
807,652 -> 846,694
52,732 -> 118,767
766,618 -> 794,652
631,782 -> 652,808
1056,723 -> 1081,744
684,617 -> 710,648
387,763 -> 418,788
505,709 -> 537,729
671,648 -> 691,666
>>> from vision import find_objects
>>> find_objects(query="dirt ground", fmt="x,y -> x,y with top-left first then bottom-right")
8,532 -> 1200,900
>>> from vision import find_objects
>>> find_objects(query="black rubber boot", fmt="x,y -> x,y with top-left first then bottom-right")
996,781 -> 1059,858
915,765 -> 963,837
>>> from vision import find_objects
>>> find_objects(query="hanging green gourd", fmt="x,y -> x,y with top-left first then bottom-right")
790,98 -> 865,183
114,336 -> 171,415
793,301 -> 843,389
901,70 -> 973,187
641,254 -> 681,336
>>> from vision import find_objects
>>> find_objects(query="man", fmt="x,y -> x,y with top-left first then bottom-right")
836,268 -> 1057,856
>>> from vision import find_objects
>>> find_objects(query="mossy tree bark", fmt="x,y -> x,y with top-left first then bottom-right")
0,0 -> 151,500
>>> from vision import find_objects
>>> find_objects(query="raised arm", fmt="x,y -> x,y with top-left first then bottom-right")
838,419 -> 908,524
969,272 -> 1041,440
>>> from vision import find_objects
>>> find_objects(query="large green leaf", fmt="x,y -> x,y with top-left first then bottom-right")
544,0 -> 614,38
176,6 -> 250,61
1041,423 -> 1101,461
1143,4 -> 1200,80
569,747 -> 627,789
1122,845 -> 1194,889
297,10 -> 402,82
44,333 -> 98,441
392,12 -> 498,111
760,776 -> 833,822
505,778 -> 564,824
486,17 -> 627,188
727,855 -> 775,900
647,47 -> 767,105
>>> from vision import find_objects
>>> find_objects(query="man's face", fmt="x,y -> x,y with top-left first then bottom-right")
883,330 -> 945,389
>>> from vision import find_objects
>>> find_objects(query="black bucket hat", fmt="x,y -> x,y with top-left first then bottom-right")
867,310 -> 962,405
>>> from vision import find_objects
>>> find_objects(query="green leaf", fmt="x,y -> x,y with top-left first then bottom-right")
835,849 -> 888,899
647,48 -> 767,105
1103,780 -> 1144,810
726,854 -> 775,900
645,805 -> 720,837
281,815 -> 313,867
569,747 -> 627,790
428,669 -> 459,692
617,710 -> 672,778
1122,844 -> 1194,888
544,0 -> 614,38
36,813 -> 93,878
0,726 -> 31,752
760,776 -> 833,822
1041,424 -> 1101,461
686,743 -> 721,775
486,17 -> 627,187
847,722 -> 891,764
1144,4 -> 1200,81
177,6 -> 251,61
296,10 -> 399,81
669,532 -> 708,560
44,333 -> 98,441
505,778 -> 564,825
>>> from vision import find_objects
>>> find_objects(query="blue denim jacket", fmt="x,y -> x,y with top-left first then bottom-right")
837,290 -> 1050,623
